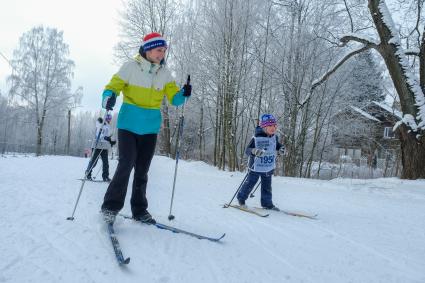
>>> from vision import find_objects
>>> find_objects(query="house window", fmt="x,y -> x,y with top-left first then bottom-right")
354,149 -> 361,159
384,127 -> 395,139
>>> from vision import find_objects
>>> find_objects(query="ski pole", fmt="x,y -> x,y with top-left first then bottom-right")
249,152 -> 282,198
92,164 -> 102,180
223,171 -> 249,208
249,181 -> 261,198
168,75 -> 190,221
67,110 -> 110,221
250,146 -> 283,198
223,156 -> 257,207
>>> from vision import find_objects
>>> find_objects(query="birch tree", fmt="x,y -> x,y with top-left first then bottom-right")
8,26 -> 75,156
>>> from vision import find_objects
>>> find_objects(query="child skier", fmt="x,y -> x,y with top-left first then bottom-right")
237,114 -> 284,210
100,32 -> 191,224
86,114 -> 116,182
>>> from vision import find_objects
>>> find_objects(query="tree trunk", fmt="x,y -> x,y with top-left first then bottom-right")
398,125 -> 425,178
36,123 -> 43,156
199,101 -> 204,161
256,2 -> 272,120
161,101 -> 171,157
214,100 -> 219,167
66,109 -> 71,155
53,130 -> 57,155
368,0 -> 425,179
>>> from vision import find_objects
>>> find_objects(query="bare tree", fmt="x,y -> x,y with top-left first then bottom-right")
65,86 -> 83,155
8,26 -> 75,156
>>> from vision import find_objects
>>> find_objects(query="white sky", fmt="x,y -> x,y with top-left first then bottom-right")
0,0 -> 406,112
0,0 -> 123,112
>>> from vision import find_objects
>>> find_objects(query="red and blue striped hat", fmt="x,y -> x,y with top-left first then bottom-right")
142,32 -> 167,52
260,114 -> 277,128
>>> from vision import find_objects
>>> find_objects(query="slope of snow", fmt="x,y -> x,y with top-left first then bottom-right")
0,155 -> 424,283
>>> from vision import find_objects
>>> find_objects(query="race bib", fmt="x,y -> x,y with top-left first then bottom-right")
253,136 -> 276,172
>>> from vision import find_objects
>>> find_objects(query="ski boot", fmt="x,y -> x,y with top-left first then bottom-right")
263,205 -> 280,211
101,209 -> 117,224
133,210 -> 156,224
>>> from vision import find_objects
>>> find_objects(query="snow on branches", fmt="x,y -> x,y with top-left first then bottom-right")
378,0 -> 425,130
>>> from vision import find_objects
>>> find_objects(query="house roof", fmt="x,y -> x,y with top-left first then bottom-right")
349,106 -> 381,122
371,101 -> 402,120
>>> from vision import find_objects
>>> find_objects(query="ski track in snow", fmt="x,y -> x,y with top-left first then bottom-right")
0,155 -> 425,283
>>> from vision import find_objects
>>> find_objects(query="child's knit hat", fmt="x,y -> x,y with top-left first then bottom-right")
260,114 -> 277,128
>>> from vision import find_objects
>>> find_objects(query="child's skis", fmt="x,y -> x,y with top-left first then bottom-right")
254,207 -> 318,220
224,204 -> 317,220
224,204 -> 270,217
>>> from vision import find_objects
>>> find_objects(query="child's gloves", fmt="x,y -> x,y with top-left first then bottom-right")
278,147 -> 285,156
252,148 -> 266,157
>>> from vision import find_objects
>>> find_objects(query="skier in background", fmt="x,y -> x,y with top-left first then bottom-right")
86,114 -> 116,182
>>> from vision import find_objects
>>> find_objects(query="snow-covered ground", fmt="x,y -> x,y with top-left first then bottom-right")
0,155 -> 424,283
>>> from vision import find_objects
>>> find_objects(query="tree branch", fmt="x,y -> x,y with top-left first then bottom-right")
405,49 -> 420,56
299,45 -> 372,109
343,0 -> 354,33
340,33 -> 379,47
311,45 -> 372,92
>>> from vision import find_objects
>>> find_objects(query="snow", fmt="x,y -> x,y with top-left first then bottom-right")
393,114 -> 419,133
378,1 -> 425,130
350,106 -> 380,122
1,155 -> 425,283
340,33 -> 380,46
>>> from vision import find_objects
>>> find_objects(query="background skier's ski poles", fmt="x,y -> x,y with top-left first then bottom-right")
67,110 -> 110,220
92,165 -> 102,180
168,75 -> 190,221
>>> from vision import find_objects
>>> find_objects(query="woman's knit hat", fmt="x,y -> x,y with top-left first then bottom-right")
141,32 -> 167,52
